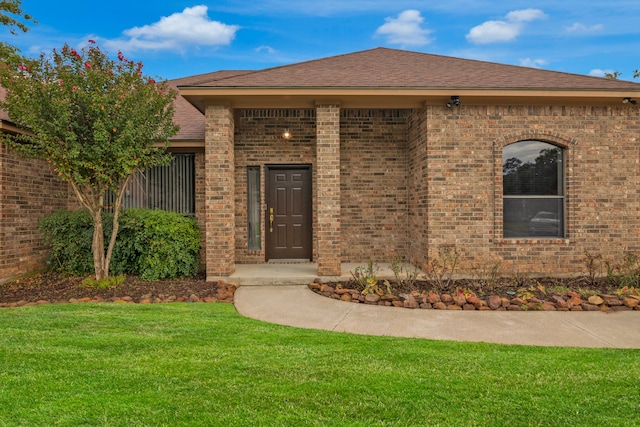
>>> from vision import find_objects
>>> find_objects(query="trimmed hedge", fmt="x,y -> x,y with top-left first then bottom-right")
40,209 -> 201,281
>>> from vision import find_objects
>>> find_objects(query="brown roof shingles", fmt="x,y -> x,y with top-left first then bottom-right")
186,47 -> 640,91
168,71 -> 250,141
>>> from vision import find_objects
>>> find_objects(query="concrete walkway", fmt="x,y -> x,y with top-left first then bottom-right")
232,263 -> 640,348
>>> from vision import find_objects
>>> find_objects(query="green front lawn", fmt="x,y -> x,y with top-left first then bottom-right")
1,303 -> 638,426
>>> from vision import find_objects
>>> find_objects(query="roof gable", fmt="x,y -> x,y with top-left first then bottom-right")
188,47 -> 640,91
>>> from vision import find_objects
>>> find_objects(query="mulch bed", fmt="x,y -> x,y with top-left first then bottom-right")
0,272 -> 235,307
309,277 -> 640,312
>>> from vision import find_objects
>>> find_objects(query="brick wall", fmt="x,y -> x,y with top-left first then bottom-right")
234,109 -> 317,263
316,104 -> 342,275
204,105 -> 235,278
0,144 -> 69,282
340,109 -> 411,262
412,104 -> 640,275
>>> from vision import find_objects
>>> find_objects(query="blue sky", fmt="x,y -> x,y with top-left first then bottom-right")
4,1 -> 640,81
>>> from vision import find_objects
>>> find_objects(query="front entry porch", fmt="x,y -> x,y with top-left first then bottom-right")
225,263 -> 404,286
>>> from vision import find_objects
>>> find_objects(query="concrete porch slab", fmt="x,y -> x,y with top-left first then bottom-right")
226,263 -> 410,286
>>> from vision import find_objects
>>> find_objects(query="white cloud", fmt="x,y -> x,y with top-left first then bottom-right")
589,68 -> 615,77
565,22 -> 604,34
375,10 -> 433,46
255,45 -> 276,54
105,5 -> 239,52
520,58 -> 547,68
466,8 -> 546,44
505,9 -> 546,23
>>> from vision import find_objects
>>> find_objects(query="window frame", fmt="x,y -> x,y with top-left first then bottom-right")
500,139 -> 566,240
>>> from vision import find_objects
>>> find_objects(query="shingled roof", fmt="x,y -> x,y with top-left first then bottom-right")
186,47 -> 640,90
169,70 -> 250,141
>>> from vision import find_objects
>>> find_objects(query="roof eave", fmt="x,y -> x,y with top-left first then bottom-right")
179,86 -> 640,111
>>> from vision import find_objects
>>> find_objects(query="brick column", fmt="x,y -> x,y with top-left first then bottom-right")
205,104 -> 235,279
316,104 -> 341,276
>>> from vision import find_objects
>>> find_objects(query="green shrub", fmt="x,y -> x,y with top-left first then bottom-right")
40,209 -> 200,281
116,209 -> 201,281
39,209 -> 98,275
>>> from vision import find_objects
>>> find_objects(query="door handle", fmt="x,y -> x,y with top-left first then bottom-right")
269,207 -> 274,232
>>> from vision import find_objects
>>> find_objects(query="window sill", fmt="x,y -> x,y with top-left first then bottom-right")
494,238 -> 570,245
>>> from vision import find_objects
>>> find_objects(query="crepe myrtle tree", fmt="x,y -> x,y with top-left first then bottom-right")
0,41 -> 179,280
0,0 -> 36,61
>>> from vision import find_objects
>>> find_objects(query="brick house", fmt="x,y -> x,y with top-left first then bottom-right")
2,47 -> 640,282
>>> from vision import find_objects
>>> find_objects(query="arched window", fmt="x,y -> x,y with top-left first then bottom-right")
503,140 -> 564,238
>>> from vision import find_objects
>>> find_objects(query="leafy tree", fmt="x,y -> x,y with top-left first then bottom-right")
0,42 -> 179,279
605,70 -> 640,80
0,0 -> 36,60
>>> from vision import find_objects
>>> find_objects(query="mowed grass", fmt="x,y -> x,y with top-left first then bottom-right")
0,303 -> 638,426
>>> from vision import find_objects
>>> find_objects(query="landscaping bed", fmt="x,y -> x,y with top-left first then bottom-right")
309,277 -> 640,312
0,272 -> 236,307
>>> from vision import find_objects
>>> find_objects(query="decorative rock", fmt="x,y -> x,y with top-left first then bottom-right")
588,295 -> 604,305
427,292 -> 441,304
581,303 -> 600,311
623,297 -> 639,308
552,295 -> 568,308
541,302 -> 557,311
463,303 -> 476,311
441,294 -> 453,303
308,283 -> 321,291
501,298 -> 510,308
567,296 -> 582,308
165,295 -> 177,302
202,297 -> 217,303
340,293 -> 352,302
447,304 -> 462,310
507,305 -> 522,311
365,293 -> 381,304
335,288 -> 352,295
420,303 -> 432,309
605,299 -> 622,306
403,298 -> 418,309
487,295 -> 502,310
570,305 -> 583,311
36,300 -> 49,305
121,296 -> 133,302
392,301 -> 404,307
433,302 -> 447,310
398,293 -> 412,302
466,295 -> 482,308
139,298 -> 152,304
600,305 -> 614,312
453,296 -> 466,307
510,297 -> 525,306
526,302 -> 541,311
320,284 -> 335,294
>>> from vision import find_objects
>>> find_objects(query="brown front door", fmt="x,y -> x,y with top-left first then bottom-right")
266,166 -> 312,260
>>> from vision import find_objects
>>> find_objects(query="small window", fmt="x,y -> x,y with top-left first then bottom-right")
106,153 -> 196,216
503,140 -> 564,238
247,166 -> 261,250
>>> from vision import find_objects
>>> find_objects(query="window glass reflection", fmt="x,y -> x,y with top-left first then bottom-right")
503,141 -> 562,196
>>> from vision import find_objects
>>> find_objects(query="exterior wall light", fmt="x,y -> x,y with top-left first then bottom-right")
282,129 -> 292,139
623,97 -> 638,105
446,96 -> 461,108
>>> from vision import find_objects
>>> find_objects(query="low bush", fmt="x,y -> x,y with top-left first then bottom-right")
40,209 -> 201,281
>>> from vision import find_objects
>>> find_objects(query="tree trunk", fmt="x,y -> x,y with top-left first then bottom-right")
91,211 -> 108,280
